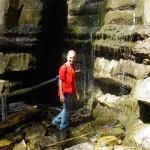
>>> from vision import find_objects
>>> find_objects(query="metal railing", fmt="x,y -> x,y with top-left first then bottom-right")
0,70 -> 81,121
0,75 -> 59,121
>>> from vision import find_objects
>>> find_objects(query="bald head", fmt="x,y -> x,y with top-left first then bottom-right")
67,50 -> 76,56
67,50 -> 77,65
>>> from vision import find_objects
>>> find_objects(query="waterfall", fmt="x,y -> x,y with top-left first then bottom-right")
0,94 -> 7,121
77,34 -> 95,106
118,9 -> 137,95
133,12 -> 136,25
130,12 -> 136,30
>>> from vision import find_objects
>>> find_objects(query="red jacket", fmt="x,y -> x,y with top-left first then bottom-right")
58,64 -> 76,96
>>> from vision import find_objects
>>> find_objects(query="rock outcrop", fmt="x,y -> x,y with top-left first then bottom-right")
0,0 -> 43,94
66,0 -> 150,148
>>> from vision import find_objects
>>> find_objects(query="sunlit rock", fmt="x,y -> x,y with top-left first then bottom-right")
110,127 -> 125,139
0,0 -> 150,149
133,77 -> 150,104
18,0 -> 43,25
68,0 -> 85,15
13,139 -> 26,150
96,135 -> 121,147
0,0 -> 43,26
95,145 -> 143,150
92,101 -> 119,126
134,125 -> 150,149
124,121 -> 150,149
0,139 -> 13,149
105,0 -> 143,25
105,10 -> 133,25
106,0 -> 137,10
68,0 -> 102,15
68,15 -> 100,27
95,146 -> 113,150
116,97 -> 139,130
134,37 -> 150,55
144,0 -> 150,25
92,86 -> 120,107
94,57 -> 150,88
65,142 -> 94,150
0,52 -> 35,74
0,0 -> 9,25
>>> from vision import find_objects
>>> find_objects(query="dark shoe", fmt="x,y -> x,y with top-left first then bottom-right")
51,122 -> 60,129
60,126 -> 73,131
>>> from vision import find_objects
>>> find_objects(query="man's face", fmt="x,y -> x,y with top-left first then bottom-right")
67,52 -> 76,65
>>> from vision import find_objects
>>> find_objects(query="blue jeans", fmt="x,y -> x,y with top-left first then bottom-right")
52,93 -> 73,130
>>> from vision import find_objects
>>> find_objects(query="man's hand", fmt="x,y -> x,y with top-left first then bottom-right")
60,94 -> 65,103
76,93 -> 80,101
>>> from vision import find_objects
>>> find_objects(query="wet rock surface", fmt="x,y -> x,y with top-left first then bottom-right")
0,106 -> 126,150
0,0 -> 150,149
66,0 -> 150,148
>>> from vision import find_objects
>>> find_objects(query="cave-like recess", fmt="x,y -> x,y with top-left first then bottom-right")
35,0 -> 68,106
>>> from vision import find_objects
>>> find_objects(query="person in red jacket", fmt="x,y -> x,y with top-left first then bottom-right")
52,50 -> 79,130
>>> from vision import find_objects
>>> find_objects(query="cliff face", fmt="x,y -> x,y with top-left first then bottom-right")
66,0 -> 150,146
0,0 -> 43,94
0,0 -> 150,147
0,0 -> 67,100
0,0 -> 149,119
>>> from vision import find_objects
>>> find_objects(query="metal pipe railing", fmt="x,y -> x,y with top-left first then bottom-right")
0,69 -> 81,121
0,75 -> 59,121
6,75 -> 59,98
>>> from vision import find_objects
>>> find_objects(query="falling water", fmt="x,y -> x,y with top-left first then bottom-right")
130,12 -> 136,30
82,52 -> 86,100
118,9 -> 137,95
77,34 -> 95,106
0,94 -> 7,121
133,12 -> 136,25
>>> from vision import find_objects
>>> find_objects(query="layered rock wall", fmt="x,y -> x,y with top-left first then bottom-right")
66,0 -> 150,147
0,0 -> 66,100
0,0 -> 43,95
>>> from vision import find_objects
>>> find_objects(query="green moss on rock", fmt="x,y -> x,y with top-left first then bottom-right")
68,14 -> 100,27
106,0 -> 137,10
105,10 -> 133,25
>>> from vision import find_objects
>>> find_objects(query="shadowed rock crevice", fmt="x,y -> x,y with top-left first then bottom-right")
5,4 -> 24,26
94,78 -> 131,96
138,101 -> 150,124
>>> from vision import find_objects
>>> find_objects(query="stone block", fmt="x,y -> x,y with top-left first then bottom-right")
105,10 -> 133,25
106,0 -> 137,10
68,14 -> 100,27
144,0 -> 150,25
0,0 -> 9,12
0,15 -> 4,25
133,77 -> 150,103
18,0 -> 43,25
68,0 -> 102,15
0,52 -> 36,74
19,10 -> 42,25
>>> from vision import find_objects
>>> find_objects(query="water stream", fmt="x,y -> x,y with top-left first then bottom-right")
77,35 -> 95,106
0,94 -> 7,121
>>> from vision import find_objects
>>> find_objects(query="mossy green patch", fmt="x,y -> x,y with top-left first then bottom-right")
99,0 -> 107,28
0,139 -> 13,147
134,0 -> 144,24
106,0 -> 137,10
